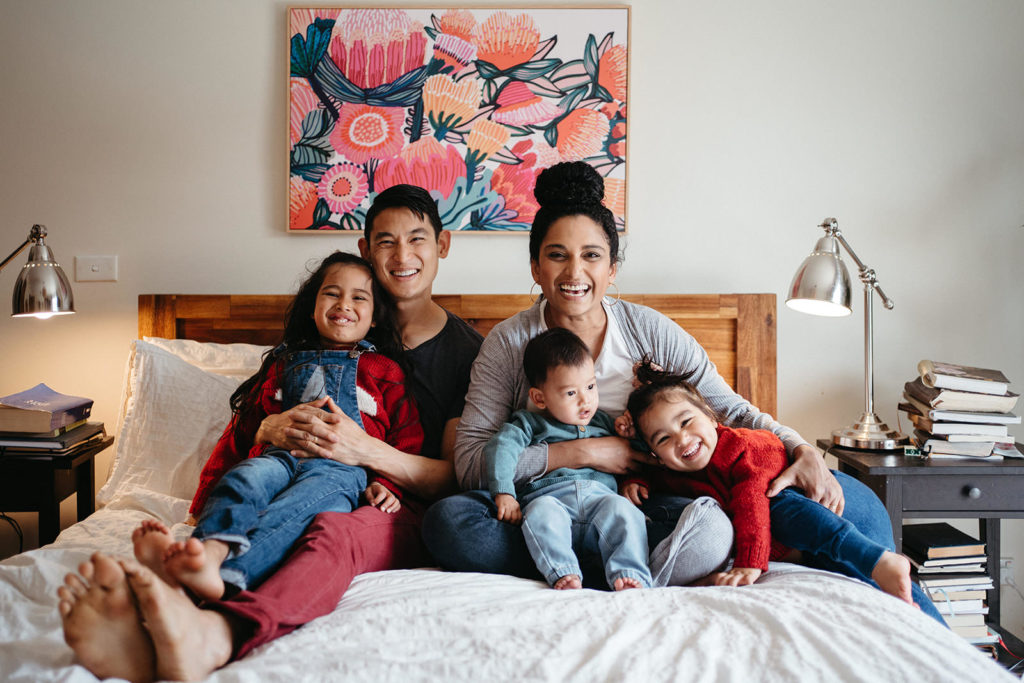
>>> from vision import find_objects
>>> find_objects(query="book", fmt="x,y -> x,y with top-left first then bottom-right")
0,384 -> 93,433
905,414 -> 1008,437
935,600 -> 987,615
905,378 -> 1019,413
951,623 -> 992,639
906,551 -> 988,569
0,421 -> 106,451
926,589 -> 988,601
918,574 -> 994,590
914,433 -> 995,457
0,417 -> 88,439
898,398 -> 1020,425
918,360 -> 1011,396
911,559 -> 985,573
903,523 -> 985,559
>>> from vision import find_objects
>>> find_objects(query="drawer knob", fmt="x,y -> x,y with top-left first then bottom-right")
966,486 -> 982,499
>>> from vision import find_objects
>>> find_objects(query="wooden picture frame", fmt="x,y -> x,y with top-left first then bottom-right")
287,6 -> 629,233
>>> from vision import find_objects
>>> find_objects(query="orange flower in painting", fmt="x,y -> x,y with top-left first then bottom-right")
598,44 -> 628,102
329,9 -> 427,89
330,103 -> 405,165
490,140 -> 543,225
603,177 -> 626,219
437,9 -> 477,43
556,109 -> 610,161
374,137 -> 467,197
289,78 -> 319,146
289,176 -> 319,230
466,118 -> 510,164
423,74 -> 481,132
476,12 -> 539,71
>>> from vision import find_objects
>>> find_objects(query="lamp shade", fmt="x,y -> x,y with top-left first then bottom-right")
785,235 -> 852,317
12,241 -> 75,318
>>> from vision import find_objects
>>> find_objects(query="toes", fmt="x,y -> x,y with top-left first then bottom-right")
64,573 -> 88,597
91,553 -> 127,589
78,559 -> 96,582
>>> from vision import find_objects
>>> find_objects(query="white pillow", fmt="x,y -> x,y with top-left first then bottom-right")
97,339 -> 268,506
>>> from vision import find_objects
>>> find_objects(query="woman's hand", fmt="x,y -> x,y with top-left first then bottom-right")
714,567 -> 761,587
364,482 -> 401,513
495,493 -> 522,525
766,444 -> 844,515
620,481 -> 648,507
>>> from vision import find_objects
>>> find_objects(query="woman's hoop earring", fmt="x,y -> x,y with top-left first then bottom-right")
529,282 -> 541,304
607,282 -> 621,306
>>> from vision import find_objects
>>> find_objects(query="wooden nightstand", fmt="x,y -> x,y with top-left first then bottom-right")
820,439 -> 1024,653
0,434 -> 114,546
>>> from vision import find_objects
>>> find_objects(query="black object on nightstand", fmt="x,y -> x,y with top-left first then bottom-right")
820,439 -> 1024,662
0,433 -> 114,547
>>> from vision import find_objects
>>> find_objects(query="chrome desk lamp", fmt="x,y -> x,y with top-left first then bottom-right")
0,224 -> 75,318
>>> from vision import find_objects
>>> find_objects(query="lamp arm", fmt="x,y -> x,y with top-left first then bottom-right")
0,236 -> 33,274
825,222 -> 895,310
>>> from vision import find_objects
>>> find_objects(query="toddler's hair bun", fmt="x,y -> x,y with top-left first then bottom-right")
534,161 -> 604,210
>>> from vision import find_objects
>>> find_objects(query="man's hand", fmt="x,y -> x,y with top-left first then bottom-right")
495,493 -> 522,525
766,444 -> 844,515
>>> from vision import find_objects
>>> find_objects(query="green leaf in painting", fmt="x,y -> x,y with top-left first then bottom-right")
291,163 -> 330,184
506,58 -> 562,81
290,18 -> 335,78
316,56 -> 367,103
544,125 -> 558,148
583,34 -> 599,80
312,198 -> 332,226
475,59 -> 501,79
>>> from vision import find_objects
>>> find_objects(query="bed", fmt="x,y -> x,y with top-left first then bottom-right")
0,292 -> 1012,682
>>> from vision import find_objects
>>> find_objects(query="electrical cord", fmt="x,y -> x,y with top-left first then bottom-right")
0,512 -> 24,554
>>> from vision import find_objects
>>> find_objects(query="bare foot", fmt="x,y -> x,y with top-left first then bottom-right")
613,576 -> 643,591
57,553 -> 156,683
163,537 -> 228,601
553,574 -> 582,590
871,551 -> 913,605
120,557 -> 233,681
132,520 -> 179,587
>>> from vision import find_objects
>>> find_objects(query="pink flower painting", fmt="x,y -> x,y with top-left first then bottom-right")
288,7 -> 629,232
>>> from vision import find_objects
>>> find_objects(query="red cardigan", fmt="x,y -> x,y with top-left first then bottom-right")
633,425 -> 790,571
189,352 -> 423,516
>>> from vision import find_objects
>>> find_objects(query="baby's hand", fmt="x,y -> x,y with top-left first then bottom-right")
495,493 -> 522,525
365,482 -> 401,513
620,481 -> 648,507
713,567 -> 762,587
614,411 -> 636,438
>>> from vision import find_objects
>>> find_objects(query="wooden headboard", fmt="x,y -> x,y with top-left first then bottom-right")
139,293 -> 777,415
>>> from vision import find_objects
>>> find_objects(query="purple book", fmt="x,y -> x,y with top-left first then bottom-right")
0,384 -> 93,433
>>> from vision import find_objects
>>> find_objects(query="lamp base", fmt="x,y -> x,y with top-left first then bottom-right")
832,412 -> 909,450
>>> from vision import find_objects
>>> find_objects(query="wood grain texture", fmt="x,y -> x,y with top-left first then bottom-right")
138,293 -> 776,413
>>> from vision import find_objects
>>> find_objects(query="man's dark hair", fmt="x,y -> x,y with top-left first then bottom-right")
364,184 -> 444,240
523,328 -> 591,387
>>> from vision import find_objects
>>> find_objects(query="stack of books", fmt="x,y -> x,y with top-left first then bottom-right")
900,361 -> 1020,460
905,522 -> 999,657
0,384 -> 104,456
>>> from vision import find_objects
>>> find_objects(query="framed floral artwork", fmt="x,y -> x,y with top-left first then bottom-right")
288,7 -> 629,233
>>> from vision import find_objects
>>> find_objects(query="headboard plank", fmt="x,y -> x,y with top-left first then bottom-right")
139,293 -> 776,415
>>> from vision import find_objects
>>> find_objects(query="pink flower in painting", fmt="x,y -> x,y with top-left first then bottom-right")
555,109 -> 610,161
329,9 -> 428,90
492,81 -> 563,127
374,137 -> 466,197
598,44 -> 628,102
289,78 -> 319,146
490,140 -> 543,225
476,12 -> 540,71
603,177 -> 626,219
330,103 -> 405,165
290,176 -> 319,230
318,164 -> 369,215
432,32 -> 478,73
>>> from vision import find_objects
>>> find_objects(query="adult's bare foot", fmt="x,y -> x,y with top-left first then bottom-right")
121,557 -> 234,681
871,551 -> 913,605
57,552 -> 156,683
163,537 -> 228,601
553,574 -> 582,590
132,520 -> 179,587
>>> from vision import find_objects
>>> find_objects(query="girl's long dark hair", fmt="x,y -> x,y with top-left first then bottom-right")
229,251 -> 408,444
626,358 -> 720,445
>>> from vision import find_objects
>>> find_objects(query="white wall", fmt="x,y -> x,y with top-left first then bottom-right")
2,0 -> 1022,634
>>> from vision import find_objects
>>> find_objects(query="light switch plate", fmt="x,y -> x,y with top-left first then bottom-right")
75,255 -> 118,281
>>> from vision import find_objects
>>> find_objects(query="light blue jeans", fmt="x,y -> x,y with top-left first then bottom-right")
520,480 -> 652,588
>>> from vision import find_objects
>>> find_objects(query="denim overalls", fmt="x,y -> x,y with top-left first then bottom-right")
192,343 -> 373,592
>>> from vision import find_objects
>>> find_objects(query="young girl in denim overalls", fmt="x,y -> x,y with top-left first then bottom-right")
135,252 -> 422,601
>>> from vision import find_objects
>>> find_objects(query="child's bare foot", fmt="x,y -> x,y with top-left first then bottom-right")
553,574 -> 581,590
57,552 -> 156,682
132,520 -> 178,587
613,577 -> 643,591
163,538 -> 228,601
871,551 -> 913,605
120,558 -> 233,681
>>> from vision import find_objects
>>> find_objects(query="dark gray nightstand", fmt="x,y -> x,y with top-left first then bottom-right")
820,439 -> 1024,655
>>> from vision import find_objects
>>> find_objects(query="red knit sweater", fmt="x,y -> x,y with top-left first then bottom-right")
189,352 -> 422,516
635,425 -> 790,571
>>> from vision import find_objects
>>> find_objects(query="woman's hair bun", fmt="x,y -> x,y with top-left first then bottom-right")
533,161 -> 604,209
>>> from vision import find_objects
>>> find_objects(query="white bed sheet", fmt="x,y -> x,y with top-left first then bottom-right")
0,489 -> 1013,683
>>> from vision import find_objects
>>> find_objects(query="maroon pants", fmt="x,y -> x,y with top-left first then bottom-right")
209,500 -> 430,658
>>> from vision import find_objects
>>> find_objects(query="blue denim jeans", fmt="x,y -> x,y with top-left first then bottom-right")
194,449 -> 366,591
520,480 -> 652,588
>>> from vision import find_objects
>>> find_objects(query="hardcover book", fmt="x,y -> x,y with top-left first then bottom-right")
898,398 -> 1020,425
903,523 -> 985,560
0,384 -> 93,433
918,360 -> 1011,396
0,422 -> 105,452
904,378 -> 1019,413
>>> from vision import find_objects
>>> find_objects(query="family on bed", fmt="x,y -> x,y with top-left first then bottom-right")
55,162 -> 944,682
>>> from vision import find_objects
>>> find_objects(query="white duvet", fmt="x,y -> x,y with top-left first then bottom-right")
0,489 -> 1013,683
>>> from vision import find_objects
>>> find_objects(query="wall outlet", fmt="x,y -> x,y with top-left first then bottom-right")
1000,557 -> 1014,585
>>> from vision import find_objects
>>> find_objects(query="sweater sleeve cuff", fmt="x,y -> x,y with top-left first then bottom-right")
489,482 -> 517,498
733,544 -> 772,572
